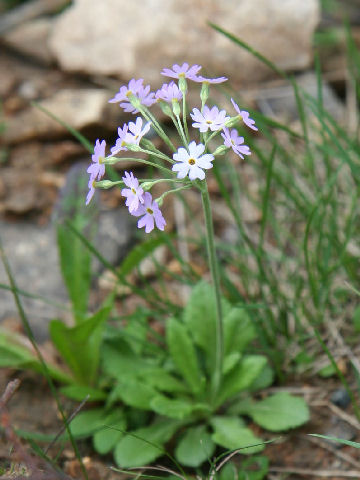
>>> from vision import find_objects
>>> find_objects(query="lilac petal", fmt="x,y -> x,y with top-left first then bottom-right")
173,147 -> 189,162
189,141 -> 205,158
189,165 -> 205,181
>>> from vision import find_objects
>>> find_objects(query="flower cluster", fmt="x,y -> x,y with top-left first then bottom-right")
121,172 -> 166,233
86,62 -> 258,233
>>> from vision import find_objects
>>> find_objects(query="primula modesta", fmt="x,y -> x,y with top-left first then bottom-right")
121,171 -> 145,213
111,117 -> 150,155
161,62 -> 202,81
111,125 -> 132,155
128,117 -> 151,141
109,78 -> 156,114
192,75 -> 228,84
230,98 -> 258,131
191,105 -> 229,133
156,82 -> 183,103
172,141 -> 214,180
221,128 -> 251,159
131,192 -> 166,233
87,139 -> 106,180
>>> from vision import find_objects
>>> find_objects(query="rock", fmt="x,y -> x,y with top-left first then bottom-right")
323,417 -> 357,448
49,0 -> 320,85
330,388 -> 351,410
2,88 -> 112,145
0,219 -> 69,340
3,18 -> 54,64
256,72 -> 345,124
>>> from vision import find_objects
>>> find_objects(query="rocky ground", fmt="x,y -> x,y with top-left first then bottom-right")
1,0 -> 360,478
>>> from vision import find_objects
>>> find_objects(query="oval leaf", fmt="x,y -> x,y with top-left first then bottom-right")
175,425 -> 215,467
248,393 -> 309,432
114,418 -> 181,467
211,416 -> 264,455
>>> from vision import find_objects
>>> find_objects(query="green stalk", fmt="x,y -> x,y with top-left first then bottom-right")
199,180 -> 224,400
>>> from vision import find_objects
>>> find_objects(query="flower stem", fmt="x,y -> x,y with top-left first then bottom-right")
199,179 -> 223,401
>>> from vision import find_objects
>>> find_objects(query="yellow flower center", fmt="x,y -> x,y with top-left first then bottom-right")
188,158 -> 196,165
206,120 -> 213,124
98,156 -> 105,164
131,188 -> 136,194
146,207 -> 153,214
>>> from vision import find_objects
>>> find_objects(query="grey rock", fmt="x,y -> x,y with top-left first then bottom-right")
0,163 -> 134,340
49,0 -> 320,85
256,72 -> 345,124
324,417 -> 357,448
330,388 -> 351,410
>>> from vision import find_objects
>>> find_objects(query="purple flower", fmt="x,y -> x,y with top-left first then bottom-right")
87,139 -> 106,180
231,98 -> 258,131
111,117 -> 150,155
221,128 -> 251,159
172,141 -> 214,180
155,82 -> 183,103
109,78 -> 156,114
192,75 -> 228,84
190,105 -> 230,133
131,192 -> 166,233
161,63 -> 202,81
121,171 -> 145,213
86,176 -> 96,205
111,124 -> 132,155
128,117 -> 151,142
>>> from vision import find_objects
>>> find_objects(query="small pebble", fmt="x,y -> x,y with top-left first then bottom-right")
330,388 -> 351,409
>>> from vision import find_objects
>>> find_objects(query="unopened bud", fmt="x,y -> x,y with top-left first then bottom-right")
172,100 -> 181,117
213,145 -> 229,156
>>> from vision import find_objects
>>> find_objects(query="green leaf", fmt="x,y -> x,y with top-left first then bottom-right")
216,356 -> 268,406
111,379 -> 157,409
114,418 -> 182,467
211,416 -> 264,455
238,456 -> 269,480
50,300 -> 112,385
223,308 -> 256,356
219,462 -> 238,480
59,385 -> 107,401
247,393 -> 309,432
352,305 -> 360,332
93,411 -> 126,454
223,352 -> 241,375
150,395 -> 194,419
0,330 -> 72,384
69,408 -> 107,437
144,369 -> 188,393
56,203 -> 95,323
119,236 -> 167,276
183,281 -> 230,374
175,425 -> 215,467
102,343 -> 159,381
166,317 -> 204,395
249,364 -> 274,392
309,434 -> 360,448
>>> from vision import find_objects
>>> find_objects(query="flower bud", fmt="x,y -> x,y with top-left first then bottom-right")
213,145 -> 229,156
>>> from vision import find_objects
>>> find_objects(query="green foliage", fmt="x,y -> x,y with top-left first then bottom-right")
98,280 -> 308,468
114,418 -> 182,467
219,457 -> 269,480
49,299 -> 112,385
175,425 -> 215,467
245,393 -> 310,431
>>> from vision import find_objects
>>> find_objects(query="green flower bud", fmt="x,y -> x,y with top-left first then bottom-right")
213,145 -> 229,156
172,100 -> 181,117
